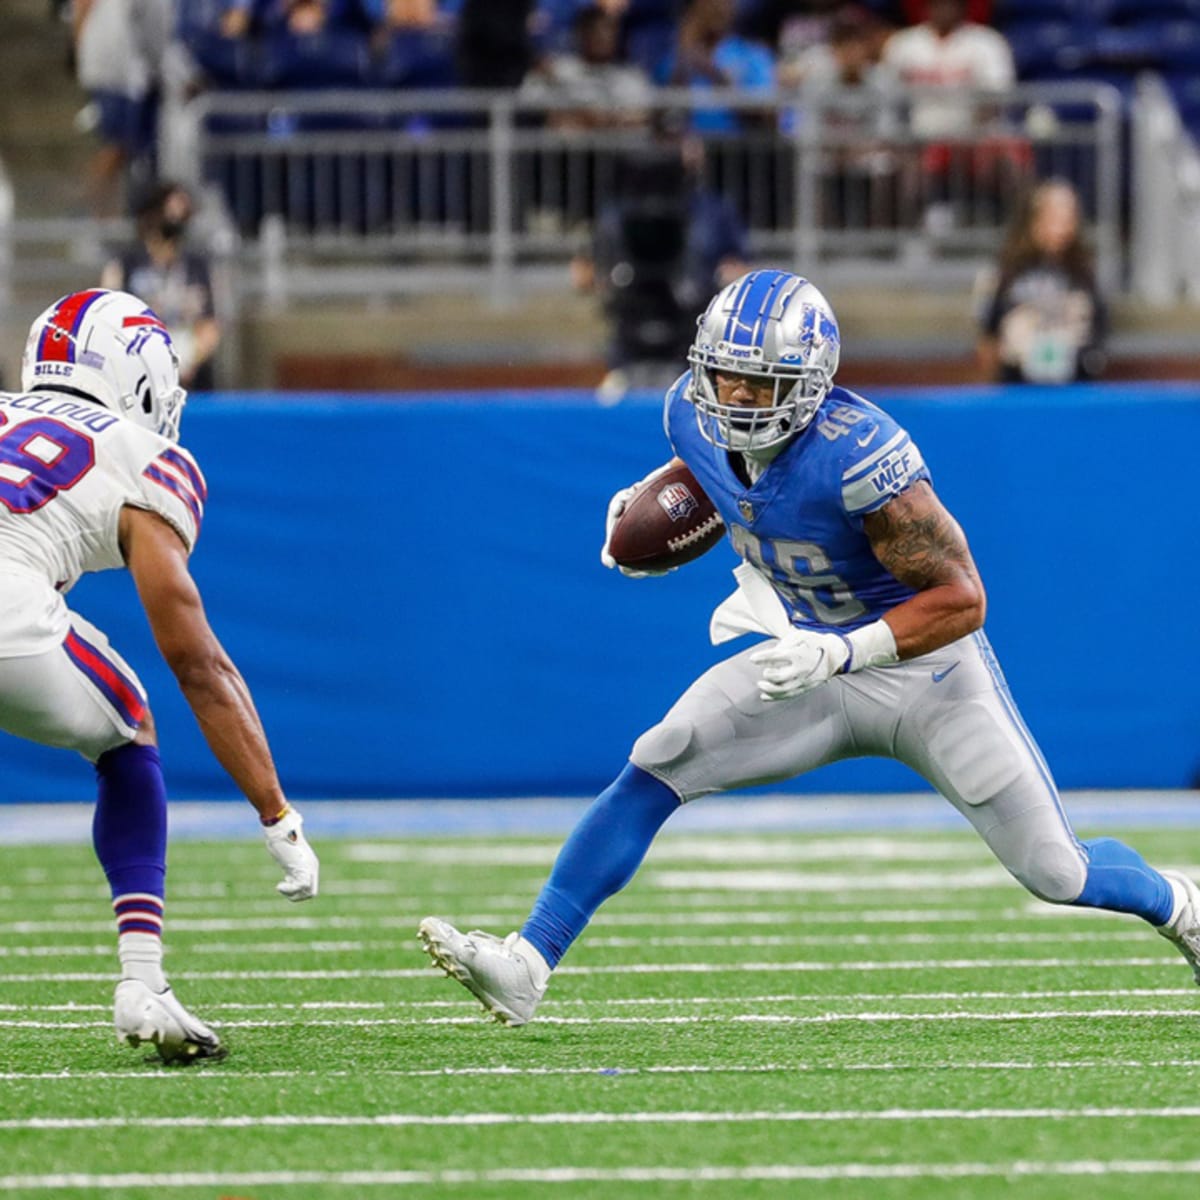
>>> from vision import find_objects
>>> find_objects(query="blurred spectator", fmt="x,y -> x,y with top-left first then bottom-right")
881,0 -> 1021,232
895,0 -> 992,24
975,179 -> 1106,384
520,4 -> 652,130
372,0 -> 440,31
217,0 -> 385,36
532,0 -> 630,56
881,0 -> 1014,140
74,0 -> 172,216
101,182 -> 222,390
782,5 -> 900,228
780,2 -> 888,89
214,0 -> 258,37
574,125 -> 751,398
741,0 -> 840,63
658,0 -> 776,133
456,0 -> 535,87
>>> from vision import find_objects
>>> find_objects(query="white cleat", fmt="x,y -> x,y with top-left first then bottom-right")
113,979 -> 225,1064
1158,870 -> 1200,985
418,917 -> 550,1027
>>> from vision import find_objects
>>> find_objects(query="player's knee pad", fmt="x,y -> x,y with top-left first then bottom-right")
1009,838 -> 1087,904
630,719 -> 695,775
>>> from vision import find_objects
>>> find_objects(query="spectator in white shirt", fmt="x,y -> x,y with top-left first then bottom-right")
882,0 -> 1014,139
882,0 -> 1024,233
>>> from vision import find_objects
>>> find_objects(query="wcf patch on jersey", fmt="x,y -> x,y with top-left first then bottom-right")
657,482 -> 699,523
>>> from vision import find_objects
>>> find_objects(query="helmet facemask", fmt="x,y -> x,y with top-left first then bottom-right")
688,361 -> 830,452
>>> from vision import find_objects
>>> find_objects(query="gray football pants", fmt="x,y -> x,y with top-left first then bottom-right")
630,630 -> 1088,903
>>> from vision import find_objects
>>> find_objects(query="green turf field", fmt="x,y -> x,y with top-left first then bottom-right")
2,825 -> 1200,1198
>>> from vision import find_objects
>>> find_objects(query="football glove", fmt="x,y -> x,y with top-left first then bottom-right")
751,619 -> 898,701
263,806 -> 320,901
599,465 -> 676,578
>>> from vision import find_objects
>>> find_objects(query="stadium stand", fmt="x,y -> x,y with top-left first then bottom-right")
1,0 -> 1198,389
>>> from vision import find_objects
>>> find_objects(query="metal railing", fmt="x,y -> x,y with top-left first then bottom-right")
166,81 -> 1124,305
1131,74 -> 1200,305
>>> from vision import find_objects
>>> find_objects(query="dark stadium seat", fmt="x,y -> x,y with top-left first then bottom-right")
1091,25 -> 1174,69
1106,0 -> 1200,22
993,0 -> 1087,24
372,29 -> 459,89
257,31 -> 373,89
185,31 -> 262,89
1136,19 -> 1200,67
1004,19 -> 1086,76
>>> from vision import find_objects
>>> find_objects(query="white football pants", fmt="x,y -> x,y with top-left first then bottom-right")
630,629 -> 1088,903
0,609 -> 145,764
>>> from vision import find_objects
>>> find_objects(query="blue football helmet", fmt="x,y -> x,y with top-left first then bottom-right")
687,269 -> 841,452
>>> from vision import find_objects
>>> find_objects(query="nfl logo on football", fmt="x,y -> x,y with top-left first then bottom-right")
657,483 -> 698,523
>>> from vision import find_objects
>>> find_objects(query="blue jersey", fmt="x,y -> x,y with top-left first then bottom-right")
665,373 -> 932,632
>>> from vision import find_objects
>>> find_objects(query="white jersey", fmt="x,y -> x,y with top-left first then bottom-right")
0,390 -> 205,656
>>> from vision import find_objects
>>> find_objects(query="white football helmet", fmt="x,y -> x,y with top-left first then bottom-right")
687,269 -> 841,452
21,289 -> 187,441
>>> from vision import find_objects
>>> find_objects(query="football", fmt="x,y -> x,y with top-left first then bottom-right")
607,462 -> 725,571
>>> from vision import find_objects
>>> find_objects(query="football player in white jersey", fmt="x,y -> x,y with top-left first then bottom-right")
3,288 -> 319,1062
419,268 -> 1200,1027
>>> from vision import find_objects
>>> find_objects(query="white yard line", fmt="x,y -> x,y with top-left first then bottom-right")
4,1009 -> 1197,1030
0,909 -> 1055,935
0,930 -> 1156,959
1,988 -> 1195,1015
5,1161 -> 1200,1188
7,1106 -> 1200,1131
645,868 -> 1014,891
0,880 -> 403,902
5,1058 -> 1200,1082
0,956 -> 1185,985
0,905 -> 1038,934
344,837 -> 997,865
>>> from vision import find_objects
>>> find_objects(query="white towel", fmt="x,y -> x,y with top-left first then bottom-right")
708,562 -> 792,645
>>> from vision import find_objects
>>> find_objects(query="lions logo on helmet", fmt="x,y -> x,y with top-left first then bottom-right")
687,269 -> 840,452
21,289 -> 187,442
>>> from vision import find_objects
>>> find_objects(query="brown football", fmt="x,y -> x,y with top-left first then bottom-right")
607,462 -> 725,571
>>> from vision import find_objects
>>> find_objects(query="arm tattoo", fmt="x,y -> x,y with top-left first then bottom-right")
863,481 -> 978,592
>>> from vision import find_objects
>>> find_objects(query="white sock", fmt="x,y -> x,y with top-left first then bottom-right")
118,931 -> 166,992
1166,878 -> 1190,929
514,936 -> 552,989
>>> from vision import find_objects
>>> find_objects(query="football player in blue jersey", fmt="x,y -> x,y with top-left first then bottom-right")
419,267 -> 1200,1026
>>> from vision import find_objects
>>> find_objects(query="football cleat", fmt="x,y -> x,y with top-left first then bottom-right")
418,917 -> 550,1027
1157,870 -> 1200,985
113,979 -> 225,1064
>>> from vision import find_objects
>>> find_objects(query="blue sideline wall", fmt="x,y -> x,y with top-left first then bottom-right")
1,384 -> 1198,801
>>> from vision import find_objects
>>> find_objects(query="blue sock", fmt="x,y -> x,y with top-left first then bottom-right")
1072,837 -> 1175,925
93,743 -> 167,901
521,763 -> 680,967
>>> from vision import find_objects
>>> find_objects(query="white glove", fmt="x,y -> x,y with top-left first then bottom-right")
599,465 -> 677,579
263,806 -> 320,901
750,619 -> 899,701
751,628 -> 852,700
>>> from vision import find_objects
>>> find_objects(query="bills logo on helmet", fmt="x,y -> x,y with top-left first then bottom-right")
122,312 -> 174,358
657,483 -> 699,523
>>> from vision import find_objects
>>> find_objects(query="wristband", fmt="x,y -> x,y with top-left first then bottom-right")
261,803 -> 292,828
842,620 -> 899,673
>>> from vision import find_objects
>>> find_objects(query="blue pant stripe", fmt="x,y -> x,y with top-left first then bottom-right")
970,631 -> 1081,852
